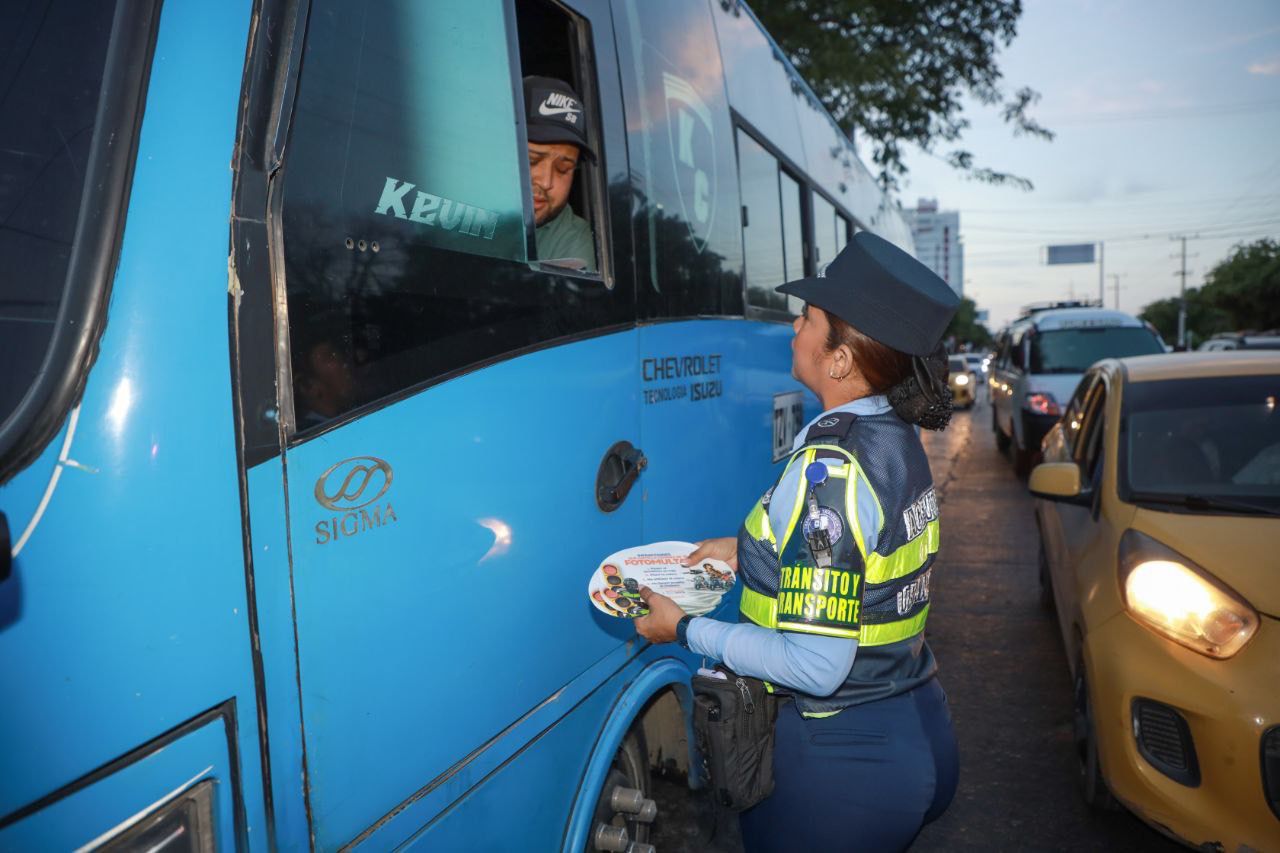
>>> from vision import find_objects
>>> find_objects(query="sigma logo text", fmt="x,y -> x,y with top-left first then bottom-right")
314,456 -> 398,545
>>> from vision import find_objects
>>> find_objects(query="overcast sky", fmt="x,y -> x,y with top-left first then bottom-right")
897,0 -> 1280,331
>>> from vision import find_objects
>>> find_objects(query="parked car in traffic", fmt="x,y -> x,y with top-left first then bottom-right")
1198,332 -> 1280,352
1029,351 -> 1280,851
963,352 -> 988,382
948,355 -> 976,408
990,304 -> 1164,476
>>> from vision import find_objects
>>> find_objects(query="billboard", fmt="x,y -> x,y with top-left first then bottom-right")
1046,243 -> 1096,265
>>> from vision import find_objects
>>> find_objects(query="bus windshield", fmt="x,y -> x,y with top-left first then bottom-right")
0,1 -> 120,427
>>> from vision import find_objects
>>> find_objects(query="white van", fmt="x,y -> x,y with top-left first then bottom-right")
990,305 -> 1164,475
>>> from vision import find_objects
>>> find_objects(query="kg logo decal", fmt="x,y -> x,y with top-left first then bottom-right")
662,71 -> 716,253
802,507 -> 844,545
314,456 -> 393,511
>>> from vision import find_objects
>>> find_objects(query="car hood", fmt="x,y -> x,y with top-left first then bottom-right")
1132,508 -> 1280,617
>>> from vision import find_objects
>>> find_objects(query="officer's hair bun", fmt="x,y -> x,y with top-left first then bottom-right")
888,347 -> 953,431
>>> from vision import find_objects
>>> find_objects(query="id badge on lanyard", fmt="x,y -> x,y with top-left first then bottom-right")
802,462 -> 833,568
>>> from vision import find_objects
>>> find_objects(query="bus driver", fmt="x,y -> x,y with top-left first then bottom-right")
523,76 -> 596,271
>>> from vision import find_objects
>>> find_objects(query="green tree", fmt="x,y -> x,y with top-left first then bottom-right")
1199,238 -> 1280,331
1138,290 -> 1230,348
748,0 -> 1052,191
944,297 -> 993,349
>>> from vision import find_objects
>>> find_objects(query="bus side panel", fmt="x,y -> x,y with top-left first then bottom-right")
638,318 -> 810,547
278,333 -> 644,847
0,716 -> 237,850
243,461 -> 311,848
0,0 -> 265,845
393,651 -> 690,852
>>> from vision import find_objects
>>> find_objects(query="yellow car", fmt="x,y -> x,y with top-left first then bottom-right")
948,355 -> 976,408
1029,351 -> 1280,850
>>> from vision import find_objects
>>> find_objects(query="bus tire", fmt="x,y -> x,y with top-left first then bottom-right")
587,730 -> 652,851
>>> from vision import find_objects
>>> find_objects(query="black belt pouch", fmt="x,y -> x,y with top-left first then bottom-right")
691,669 -> 778,811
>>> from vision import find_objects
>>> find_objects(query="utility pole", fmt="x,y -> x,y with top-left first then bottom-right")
1171,235 -> 1200,350
1108,273 -> 1127,310
1097,241 -> 1105,305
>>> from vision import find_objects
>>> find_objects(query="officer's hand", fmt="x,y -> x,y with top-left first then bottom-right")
634,587 -> 685,644
681,537 -> 738,571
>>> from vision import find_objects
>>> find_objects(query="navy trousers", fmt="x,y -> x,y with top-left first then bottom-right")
738,679 -> 958,853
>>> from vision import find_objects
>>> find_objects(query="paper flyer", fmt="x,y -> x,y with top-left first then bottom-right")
588,541 -> 736,619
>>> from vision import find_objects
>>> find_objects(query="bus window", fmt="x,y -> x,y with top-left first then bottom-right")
836,211 -> 852,253
615,0 -> 744,319
737,131 -> 787,313
812,192 -> 839,270
514,0 -> 606,275
780,171 -> 806,316
280,0 -> 626,432
0,0 -> 121,460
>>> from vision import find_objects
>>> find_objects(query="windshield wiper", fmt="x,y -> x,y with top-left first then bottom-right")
1130,491 -> 1280,518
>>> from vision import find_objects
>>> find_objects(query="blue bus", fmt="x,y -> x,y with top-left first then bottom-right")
0,0 -> 912,848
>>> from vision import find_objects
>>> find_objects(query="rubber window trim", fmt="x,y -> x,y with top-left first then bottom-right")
0,0 -> 164,484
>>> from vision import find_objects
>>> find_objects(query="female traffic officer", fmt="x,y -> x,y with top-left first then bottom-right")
636,232 -> 960,853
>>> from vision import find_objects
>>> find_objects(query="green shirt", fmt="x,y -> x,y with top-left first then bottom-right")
535,205 -> 596,272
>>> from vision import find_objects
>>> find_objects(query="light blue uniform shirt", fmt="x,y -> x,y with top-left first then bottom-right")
686,395 -> 890,696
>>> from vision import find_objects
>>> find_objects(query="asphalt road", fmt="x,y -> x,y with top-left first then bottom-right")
911,392 -> 1182,851
652,391 -> 1185,852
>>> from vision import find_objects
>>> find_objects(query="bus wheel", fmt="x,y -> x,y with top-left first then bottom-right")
589,731 -> 656,852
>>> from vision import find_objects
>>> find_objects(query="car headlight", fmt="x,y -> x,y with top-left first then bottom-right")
1119,530 -> 1258,659
955,374 -> 970,386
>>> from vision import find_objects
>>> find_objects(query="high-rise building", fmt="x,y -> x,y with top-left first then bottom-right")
902,199 -> 963,297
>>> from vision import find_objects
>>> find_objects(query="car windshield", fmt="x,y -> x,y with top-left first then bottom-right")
1030,326 -> 1163,374
1122,374 -> 1280,510
948,357 -> 967,373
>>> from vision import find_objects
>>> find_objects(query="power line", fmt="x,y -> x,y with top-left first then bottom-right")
1041,98 -> 1280,126
959,190 -> 1280,216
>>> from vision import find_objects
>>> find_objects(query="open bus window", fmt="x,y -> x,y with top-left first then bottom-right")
280,0 -> 620,433
516,0 -> 603,275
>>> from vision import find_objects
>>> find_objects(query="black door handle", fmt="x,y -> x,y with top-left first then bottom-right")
596,441 -> 647,512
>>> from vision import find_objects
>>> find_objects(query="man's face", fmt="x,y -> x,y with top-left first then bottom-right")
528,141 -> 580,226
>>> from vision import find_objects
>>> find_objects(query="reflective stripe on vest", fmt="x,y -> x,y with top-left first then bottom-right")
739,443 -> 933,647
865,519 -> 939,585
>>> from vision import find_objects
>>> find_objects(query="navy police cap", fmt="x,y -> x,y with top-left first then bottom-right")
777,232 -> 960,356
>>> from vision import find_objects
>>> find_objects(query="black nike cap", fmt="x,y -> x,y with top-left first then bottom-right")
524,76 -> 595,161
777,231 -> 960,357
